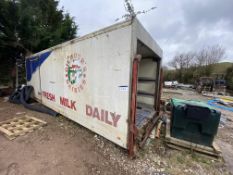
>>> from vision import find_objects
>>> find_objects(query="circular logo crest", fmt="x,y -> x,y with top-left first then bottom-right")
65,53 -> 87,93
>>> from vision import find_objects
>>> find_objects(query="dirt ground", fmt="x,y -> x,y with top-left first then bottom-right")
0,89 -> 233,175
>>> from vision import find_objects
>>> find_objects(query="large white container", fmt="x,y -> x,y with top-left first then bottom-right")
26,18 -> 162,155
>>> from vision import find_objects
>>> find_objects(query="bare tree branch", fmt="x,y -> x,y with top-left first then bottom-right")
195,44 -> 225,66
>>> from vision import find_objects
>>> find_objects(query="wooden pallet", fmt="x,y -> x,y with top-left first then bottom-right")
0,115 -> 47,140
165,119 -> 221,158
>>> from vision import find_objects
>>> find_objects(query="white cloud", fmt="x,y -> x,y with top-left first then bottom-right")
58,0 -> 233,65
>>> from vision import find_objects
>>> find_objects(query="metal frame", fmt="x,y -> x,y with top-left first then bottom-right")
128,57 -> 140,158
128,56 -> 162,156
139,59 -> 162,148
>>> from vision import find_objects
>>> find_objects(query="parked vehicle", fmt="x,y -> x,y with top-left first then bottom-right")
164,81 -> 178,88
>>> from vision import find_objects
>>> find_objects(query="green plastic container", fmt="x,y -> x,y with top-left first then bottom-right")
171,98 -> 221,146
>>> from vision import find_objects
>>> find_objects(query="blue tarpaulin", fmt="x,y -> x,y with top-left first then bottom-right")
207,99 -> 233,112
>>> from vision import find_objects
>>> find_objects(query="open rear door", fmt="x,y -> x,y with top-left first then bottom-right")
136,55 -> 161,148
128,40 -> 162,157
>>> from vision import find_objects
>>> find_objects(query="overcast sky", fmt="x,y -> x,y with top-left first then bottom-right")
59,0 -> 233,65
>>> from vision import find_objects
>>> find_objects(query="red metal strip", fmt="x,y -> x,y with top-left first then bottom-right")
156,68 -> 163,115
128,58 -> 139,158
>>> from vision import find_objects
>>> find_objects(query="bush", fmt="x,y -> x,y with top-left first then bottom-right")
225,65 -> 233,90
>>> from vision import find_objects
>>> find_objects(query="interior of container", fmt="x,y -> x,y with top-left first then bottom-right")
135,40 -> 161,142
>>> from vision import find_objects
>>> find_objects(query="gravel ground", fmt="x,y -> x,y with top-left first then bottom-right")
0,89 -> 232,175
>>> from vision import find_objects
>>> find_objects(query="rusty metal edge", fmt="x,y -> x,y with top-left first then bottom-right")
156,68 -> 163,115
128,58 -> 139,158
139,114 -> 160,148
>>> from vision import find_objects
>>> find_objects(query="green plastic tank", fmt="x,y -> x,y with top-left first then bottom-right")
171,98 -> 221,147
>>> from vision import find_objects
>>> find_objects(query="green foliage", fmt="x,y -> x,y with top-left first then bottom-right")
17,0 -> 77,52
164,62 -> 233,85
183,68 -> 196,84
0,0 -> 77,84
0,0 -> 19,83
163,67 -> 196,84
225,65 -> 233,90
163,69 -> 176,81
211,62 -> 233,74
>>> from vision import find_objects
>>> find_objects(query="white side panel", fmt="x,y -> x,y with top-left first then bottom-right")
38,25 -> 132,148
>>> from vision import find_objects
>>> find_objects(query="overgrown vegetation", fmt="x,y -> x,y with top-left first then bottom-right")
225,65 -> 233,90
0,0 -> 77,85
163,45 -> 229,85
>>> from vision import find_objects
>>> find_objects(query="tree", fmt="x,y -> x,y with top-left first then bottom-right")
166,45 -> 225,83
206,45 -> 225,65
169,52 -> 196,70
184,52 -> 196,69
17,0 -> 77,52
0,0 -> 77,85
168,52 -> 196,82
195,45 -> 225,66
0,0 -> 20,84
195,45 -> 225,75
225,65 -> 233,90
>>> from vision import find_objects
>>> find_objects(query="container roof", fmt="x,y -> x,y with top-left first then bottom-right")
26,18 -> 162,60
